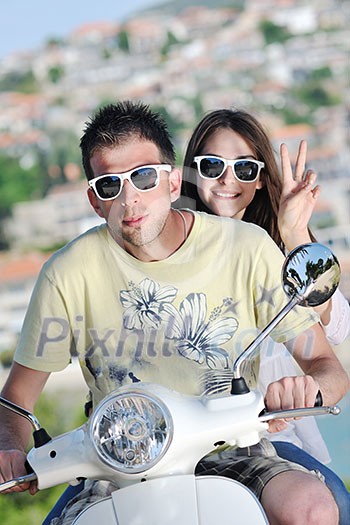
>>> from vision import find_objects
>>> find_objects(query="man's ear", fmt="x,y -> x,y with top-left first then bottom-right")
169,167 -> 182,203
87,187 -> 104,218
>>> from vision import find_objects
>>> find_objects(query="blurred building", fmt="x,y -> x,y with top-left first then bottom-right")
5,181 -> 104,249
0,252 -> 49,352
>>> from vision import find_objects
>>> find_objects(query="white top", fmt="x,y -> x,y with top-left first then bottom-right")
321,288 -> 350,345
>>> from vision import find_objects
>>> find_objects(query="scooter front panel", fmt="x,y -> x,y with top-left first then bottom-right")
71,497 -> 117,524
73,475 -> 268,524
196,476 -> 268,524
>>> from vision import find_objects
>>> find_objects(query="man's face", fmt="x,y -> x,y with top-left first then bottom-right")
88,139 -> 181,256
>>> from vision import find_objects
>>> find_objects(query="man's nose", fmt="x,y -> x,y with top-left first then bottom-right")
120,180 -> 140,206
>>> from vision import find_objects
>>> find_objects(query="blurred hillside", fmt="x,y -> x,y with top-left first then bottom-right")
0,0 -> 349,354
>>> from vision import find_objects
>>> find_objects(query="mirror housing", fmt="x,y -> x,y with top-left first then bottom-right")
231,243 -> 341,385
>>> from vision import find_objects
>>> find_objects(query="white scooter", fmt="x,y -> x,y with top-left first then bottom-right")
0,243 -> 342,525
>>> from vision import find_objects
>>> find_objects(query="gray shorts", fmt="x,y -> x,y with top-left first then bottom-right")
195,438 -> 311,500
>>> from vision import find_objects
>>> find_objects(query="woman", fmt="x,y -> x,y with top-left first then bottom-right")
181,108 -> 350,523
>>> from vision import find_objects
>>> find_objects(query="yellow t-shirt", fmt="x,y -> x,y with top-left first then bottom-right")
14,212 -> 318,406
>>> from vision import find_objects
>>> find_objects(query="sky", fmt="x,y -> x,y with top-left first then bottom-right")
0,0 -> 162,59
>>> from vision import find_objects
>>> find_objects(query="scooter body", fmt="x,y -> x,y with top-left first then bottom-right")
19,381 -> 338,524
23,383 -> 269,524
72,475 -> 268,524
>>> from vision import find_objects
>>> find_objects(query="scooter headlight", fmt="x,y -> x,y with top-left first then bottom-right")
89,390 -> 173,473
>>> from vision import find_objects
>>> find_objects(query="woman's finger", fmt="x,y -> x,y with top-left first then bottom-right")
280,142 -> 294,192
311,185 -> 321,200
293,140 -> 307,181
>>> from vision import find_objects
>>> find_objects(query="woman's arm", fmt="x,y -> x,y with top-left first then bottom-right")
277,140 -> 350,337
320,288 -> 350,344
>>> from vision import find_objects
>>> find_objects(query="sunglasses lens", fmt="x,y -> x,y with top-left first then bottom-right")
234,161 -> 259,181
131,166 -> 158,190
199,157 -> 225,179
95,175 -> 121,199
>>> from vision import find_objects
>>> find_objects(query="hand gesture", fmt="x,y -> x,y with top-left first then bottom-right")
278,140 -> 321,252
264,375 -> 320,433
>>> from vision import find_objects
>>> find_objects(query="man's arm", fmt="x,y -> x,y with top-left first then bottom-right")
286,322 -> 350,405
265,323 -> 350,432
0,362 -> 50,493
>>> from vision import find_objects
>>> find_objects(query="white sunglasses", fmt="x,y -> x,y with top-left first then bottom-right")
193,156 -> 264,183
89,164 -> 172,201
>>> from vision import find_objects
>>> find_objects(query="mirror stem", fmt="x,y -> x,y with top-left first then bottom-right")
232,296 -> 299,380
0,396 -> 41,431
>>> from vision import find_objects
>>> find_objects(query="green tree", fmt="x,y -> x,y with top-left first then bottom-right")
0,154 -> 47,249
260,20 -> 292,45
151,105 -> 183,139
45,37 -> 65,48
0,70 -> 39,94
276,107 -> 313,126
48,65 -> 65,84
118,29 -> 130,52
160,31 -> 181,58
0,155 -> 44,217
293,84 -> 341,110
309,66 -> 332,81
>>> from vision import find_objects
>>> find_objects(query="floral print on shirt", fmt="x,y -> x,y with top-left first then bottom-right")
120,278 -> 238,370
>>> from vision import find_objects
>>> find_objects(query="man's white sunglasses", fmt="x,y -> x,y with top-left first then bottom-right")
88,164 -> 172,201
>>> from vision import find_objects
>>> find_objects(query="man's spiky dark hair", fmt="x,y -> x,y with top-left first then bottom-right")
80,100 -> 176,180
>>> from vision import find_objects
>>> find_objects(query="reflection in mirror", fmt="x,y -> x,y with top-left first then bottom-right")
282,243 -> 341,307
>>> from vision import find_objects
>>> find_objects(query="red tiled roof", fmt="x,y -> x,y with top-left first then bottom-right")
71,21 -> 118,39
0,130 -> 44,148
271,123 -> 314,139
0,253 -> 50,284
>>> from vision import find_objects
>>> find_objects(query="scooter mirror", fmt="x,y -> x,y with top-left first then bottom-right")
282,242 -> 340,307
231,242 -> 341,384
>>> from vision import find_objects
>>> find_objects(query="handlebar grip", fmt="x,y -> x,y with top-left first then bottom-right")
314,390 -> 323,407
260,389 -> 323,415
24,459 -> 33,474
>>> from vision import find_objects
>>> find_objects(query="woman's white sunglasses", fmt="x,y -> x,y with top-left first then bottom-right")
88,164 -> 172,201
193,156 -> 264,183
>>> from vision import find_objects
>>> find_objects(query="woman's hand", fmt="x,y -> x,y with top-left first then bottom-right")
278,141 -> 333,320
278,140 -> 321,252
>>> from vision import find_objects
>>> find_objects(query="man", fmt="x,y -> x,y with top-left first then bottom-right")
0,101 -> 348,524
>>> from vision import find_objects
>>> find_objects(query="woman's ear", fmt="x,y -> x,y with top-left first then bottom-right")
169,167 -> 183,203
256,177 -> 264,190
87,187 -> 104,218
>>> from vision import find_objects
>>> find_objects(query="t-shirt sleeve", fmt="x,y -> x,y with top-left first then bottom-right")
14,266 -> 73,372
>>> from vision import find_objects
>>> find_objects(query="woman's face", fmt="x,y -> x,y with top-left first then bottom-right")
195,128 -> 263,219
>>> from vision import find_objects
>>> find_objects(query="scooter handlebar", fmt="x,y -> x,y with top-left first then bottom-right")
0,472 -> 37,493
259,404 -> 340,423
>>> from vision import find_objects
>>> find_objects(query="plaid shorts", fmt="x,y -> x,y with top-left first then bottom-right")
195,437 -> 311,500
